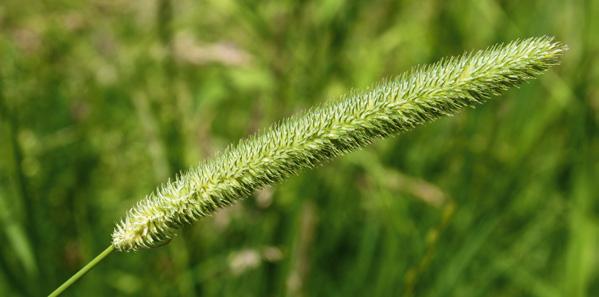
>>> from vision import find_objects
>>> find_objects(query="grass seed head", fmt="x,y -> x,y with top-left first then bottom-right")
112,36 -> 567,251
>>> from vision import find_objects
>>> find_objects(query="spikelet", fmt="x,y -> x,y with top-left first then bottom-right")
112,36 -> 566,251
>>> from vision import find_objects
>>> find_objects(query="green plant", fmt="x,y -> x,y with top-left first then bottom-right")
48,36 -> 566,296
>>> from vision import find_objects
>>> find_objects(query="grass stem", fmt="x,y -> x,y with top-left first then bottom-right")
48,245 -> 114,297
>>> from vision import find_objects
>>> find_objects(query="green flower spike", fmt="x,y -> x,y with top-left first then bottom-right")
112,36 -> 566,251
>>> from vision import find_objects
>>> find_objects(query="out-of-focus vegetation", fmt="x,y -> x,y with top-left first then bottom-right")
0,0 -> 596,296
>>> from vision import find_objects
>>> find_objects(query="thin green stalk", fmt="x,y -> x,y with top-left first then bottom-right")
48,245 -> 114,297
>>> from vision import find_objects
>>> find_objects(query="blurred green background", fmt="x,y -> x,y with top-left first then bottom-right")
0,0 -> 597,296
